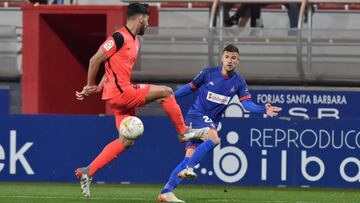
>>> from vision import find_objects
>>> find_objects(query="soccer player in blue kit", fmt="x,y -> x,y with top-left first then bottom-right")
157,44 -> 281,202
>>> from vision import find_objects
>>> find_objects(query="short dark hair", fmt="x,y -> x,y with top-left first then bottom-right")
127,3 -> 149,17
223,44 -> 239,54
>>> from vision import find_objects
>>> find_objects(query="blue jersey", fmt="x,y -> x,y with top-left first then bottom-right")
185,66 -> 251,129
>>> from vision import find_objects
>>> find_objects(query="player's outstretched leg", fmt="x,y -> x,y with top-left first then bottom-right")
161,94 -> 187,134
75,139 -> 127,197
178,167 -> 197,180
158,157 -> 189,202
157,192 -> 185,203
178,123 -> 210,143
179,138 -> 218,180
160,94 -> 210,142
75,167 -> 92,197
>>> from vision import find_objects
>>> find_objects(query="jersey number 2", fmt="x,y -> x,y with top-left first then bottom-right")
203,116 -> 213,123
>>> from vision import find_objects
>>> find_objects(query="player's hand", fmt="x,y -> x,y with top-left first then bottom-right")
265,103 -> 281,117
75,85 -> 100,100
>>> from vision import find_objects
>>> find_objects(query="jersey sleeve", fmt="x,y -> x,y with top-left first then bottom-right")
237,76 -> 252,101
100,32 -> 124,58
190,68 -> 209,89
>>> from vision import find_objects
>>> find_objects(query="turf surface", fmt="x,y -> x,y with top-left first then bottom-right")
0,182 -> 359,203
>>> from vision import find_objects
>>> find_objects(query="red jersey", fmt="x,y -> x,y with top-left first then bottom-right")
100,27 -> 140,100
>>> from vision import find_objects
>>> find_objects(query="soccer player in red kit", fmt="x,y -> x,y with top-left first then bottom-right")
75,3 -> 209,197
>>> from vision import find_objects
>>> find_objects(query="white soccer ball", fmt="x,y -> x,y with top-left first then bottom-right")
119,116 -> 144,140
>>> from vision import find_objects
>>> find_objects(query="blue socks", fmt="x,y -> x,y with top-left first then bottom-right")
161,157 -> 190,194
187,140 -> 216,168
160,140 -> 216,194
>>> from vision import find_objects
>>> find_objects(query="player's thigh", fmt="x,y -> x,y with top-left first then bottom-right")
112,107 -> 136,130
186,116 -> 220,143
127,84 -> 151,108
201,129 -> 220,144
108,107 -> 136,148
108,84 -> 150,113
145,84 -> 173,103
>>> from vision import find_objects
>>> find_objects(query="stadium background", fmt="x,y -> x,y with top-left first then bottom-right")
0,0 -> 360,202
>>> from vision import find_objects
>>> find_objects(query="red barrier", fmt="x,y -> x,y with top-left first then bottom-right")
22,5 -> 158,114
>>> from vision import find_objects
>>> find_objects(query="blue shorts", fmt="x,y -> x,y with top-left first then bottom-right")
184,115 -> 217,151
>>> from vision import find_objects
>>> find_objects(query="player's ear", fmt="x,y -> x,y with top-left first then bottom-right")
140,14 -> 146,21
237,57 -> 240,63
220,53 -> 225,60
236,54 -> 240,63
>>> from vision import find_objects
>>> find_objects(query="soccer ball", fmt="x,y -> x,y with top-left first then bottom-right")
119,116 -> 144,140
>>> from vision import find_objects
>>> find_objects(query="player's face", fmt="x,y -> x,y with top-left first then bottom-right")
221,51 -> 240,72
138,15 -> 149,36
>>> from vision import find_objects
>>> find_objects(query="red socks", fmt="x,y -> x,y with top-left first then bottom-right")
162,95 -> 187,134
88,139 -> 125,177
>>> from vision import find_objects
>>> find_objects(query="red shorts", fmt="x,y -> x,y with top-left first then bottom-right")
107,84 -> 150,129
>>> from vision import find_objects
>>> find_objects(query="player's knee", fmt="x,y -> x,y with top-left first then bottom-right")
204,136 -> 220,145
119,136 -> 135,148
164,86 -> 173,97
124,141 -> 135,149
161,86 -> 173,98
204,131 -> 220,145
211,136 -> 221,145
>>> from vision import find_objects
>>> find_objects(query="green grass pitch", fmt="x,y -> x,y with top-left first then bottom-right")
0,182 -> 359,203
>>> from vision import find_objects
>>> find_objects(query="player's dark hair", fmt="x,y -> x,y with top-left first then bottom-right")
223,44 -> 239,53
127,3 -> 149,18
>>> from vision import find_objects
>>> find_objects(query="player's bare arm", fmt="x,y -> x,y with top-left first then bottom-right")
75,48 -> 107,100
87,47 -> 107,86
96,74 -> 106,92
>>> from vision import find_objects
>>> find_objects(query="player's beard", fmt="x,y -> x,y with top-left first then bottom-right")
138,24 -> 147,36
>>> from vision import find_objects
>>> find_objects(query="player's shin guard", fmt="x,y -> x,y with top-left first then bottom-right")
88,139 -> 125,177
161,157 -> 190,194
187,140 -> 216,168
161,95 -> 187,134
